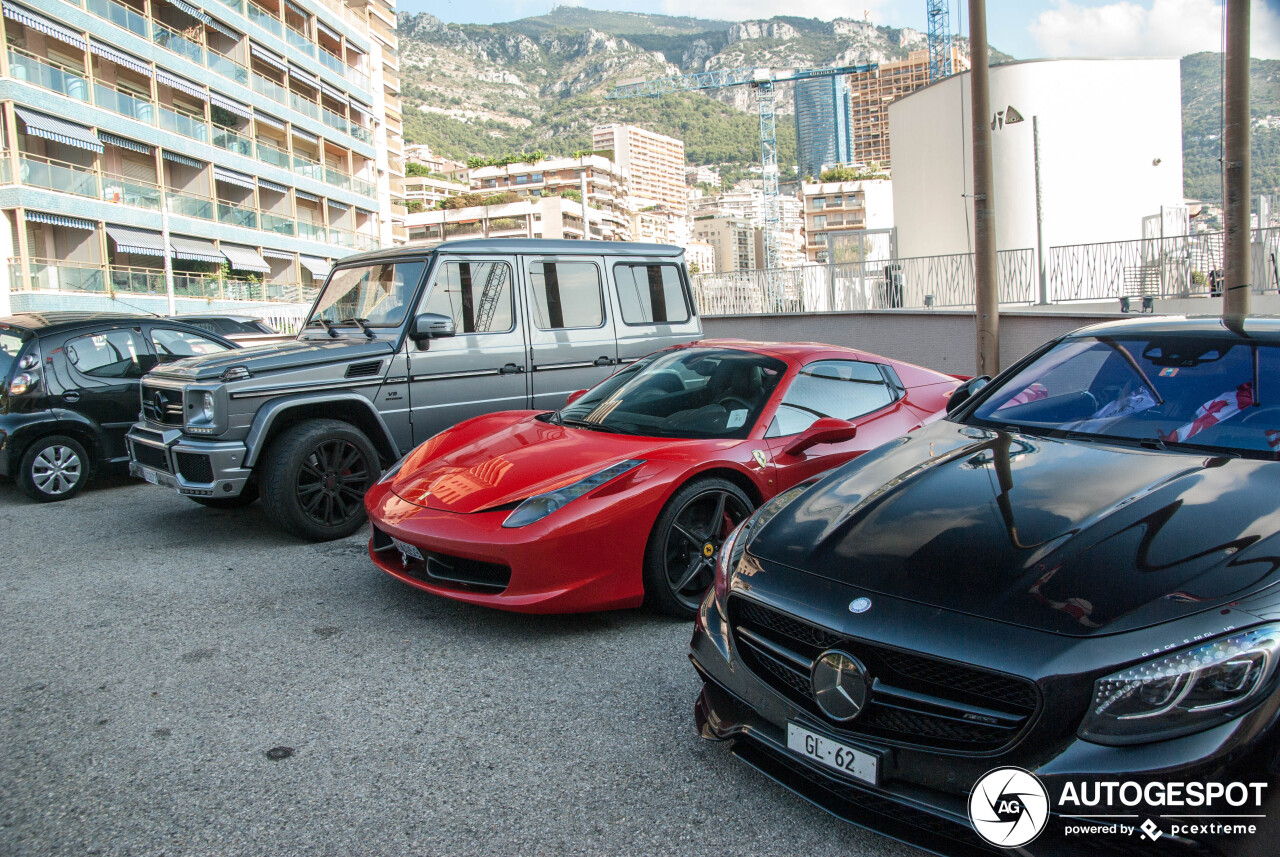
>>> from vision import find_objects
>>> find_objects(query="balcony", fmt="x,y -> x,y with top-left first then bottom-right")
296,220 -> 326,241
350,175 -> 376,198
286,26 -> 316,58
213,125 -> 254,157
152,20 -> 205,65
9,49 -> 90,102
289,92 -> 321,121
93,82 -> 155,122
246,3 -> 284,38
158,105 -> 209,142
257,139 -> 291,169
20,154 -> 99,199
292,153 -> 324,182
102,174 -> 162,211
166,189 -> 215,221
217,200 -> 259,229
206,49 -> 249,86
252,72 -> 289,105
86,0 -> 149,39
260,210 -> 295,236
318,49 -> 344,76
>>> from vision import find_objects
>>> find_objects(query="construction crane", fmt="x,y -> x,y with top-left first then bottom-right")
606,63 -> 876,270
927,0 -> 954,82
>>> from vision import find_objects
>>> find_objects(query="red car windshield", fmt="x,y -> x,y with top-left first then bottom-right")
555,348 -> 786,439
970,335 -> 1280,458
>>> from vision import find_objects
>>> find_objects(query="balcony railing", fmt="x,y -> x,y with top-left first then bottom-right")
9,49 -> 90,102
290,91 -> 321,120
257,139 -> 291,169
260,210 -> 295,235
93,82 -> 155,122
20,154 -> 99,199
102,174 -> 161,210
86,0 -> 149,39
217,200 -> 259,229
152,19 -> 205,65
318,49 -> 344,76
286,26 -> 315,58
296,220 -> 326,241
14,258 -> 320,305
206,49 -> 249,86
292,154 -> 324,182
166,188 -> 216,221
213,125 -> 254,157
246,3 -> 284,38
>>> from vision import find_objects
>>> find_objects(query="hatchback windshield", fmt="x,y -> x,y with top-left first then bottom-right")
306,261 -> 426,329
555,348 -> 786,439
970,334 -> 1280,457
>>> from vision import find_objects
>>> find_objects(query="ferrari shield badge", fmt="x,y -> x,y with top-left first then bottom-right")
752,449 -> 768,468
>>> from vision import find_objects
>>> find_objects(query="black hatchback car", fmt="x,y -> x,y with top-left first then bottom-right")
0,312 -> 235,501
692,316 -> 1280,857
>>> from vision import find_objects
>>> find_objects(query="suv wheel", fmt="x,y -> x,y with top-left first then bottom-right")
19,435 -> 89,502
259,419 -> 380,541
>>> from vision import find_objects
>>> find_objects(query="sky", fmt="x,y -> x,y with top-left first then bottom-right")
407,0 -> 1280,61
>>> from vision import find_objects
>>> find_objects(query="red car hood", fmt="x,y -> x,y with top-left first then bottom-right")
388,413 -> 691,513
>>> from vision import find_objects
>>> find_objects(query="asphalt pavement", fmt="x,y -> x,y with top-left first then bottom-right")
0,476 -> 924,857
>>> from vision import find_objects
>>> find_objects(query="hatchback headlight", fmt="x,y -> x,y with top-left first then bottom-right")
1079,624 -> 1280,745
502,459 -> 645,528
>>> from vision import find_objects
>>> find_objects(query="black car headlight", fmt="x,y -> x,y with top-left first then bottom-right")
712,481 -> 814,619
502,459 -> 645,529
1078,624 -> 1280,746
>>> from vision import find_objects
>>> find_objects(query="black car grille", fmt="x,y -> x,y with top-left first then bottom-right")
141,384 -> 184,426
131,442 -> 171,474
372,526 -> 511,593
175,452 -> 214,484
730,598 -> 1039,754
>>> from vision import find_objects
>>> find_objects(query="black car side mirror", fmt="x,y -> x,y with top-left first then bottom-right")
946,376 -> 991,415
409,312 -> 456,349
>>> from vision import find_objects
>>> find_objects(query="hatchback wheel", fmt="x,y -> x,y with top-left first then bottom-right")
259,419 -> 380,541
19,435 -> 89,502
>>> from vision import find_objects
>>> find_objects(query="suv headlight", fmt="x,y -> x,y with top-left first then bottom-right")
712,481 -> 814,618
502,459 -> 645,528
1079,624 -> 1280,746
186,391 -> 216,428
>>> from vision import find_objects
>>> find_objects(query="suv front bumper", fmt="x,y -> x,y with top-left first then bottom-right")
127,424 -> 253,498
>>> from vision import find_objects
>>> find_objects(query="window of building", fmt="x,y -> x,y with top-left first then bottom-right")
813,215 -> 827,229
613,263 -> 691,325
528,261 -> 604,329
811,197 -> 825,210
420,261 -> 515,334
766,360 -> 896,437
64,329 -> 149,378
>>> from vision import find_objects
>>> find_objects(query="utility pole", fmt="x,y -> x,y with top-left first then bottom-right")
970,0 -> 999,374
1033,116 -> 1048,305
1223,0 -> 1251,316
160,197 -> 176,316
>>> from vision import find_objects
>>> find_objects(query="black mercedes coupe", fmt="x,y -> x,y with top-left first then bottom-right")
691,316 -> 1280,856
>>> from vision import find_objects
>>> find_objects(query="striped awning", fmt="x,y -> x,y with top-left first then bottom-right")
89,40 -> 151,77
319,81 -> 347,103
250,43 -> 287,74
2,2 -> 85,50
294,189 -> 319,202
261,248 -> 295,261
284,0 -> 307,17
254,110 -> 285,131
162,150 -> 205,169
168,0 -> 210,24
210,92 -> 252,119
99,131 -> 152,155
221,244 -> 270,272
258,178 -> 289,194
300,255 -> 331,277
204,15 -> 239,40
213,166 -> 256,189
26,211 -> 96,231
288,64 -> 318,88
14,108 -> 101,153
291,126 -> 317,143
169,235 -> 224,263
316,18 -> 340,43
327,199 -> 349,211
107,225 -> 166,257
156,70 -> 205,101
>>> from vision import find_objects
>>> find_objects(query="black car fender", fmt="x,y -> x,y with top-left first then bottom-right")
0,408 -> 105,471
242,392 -> 400,467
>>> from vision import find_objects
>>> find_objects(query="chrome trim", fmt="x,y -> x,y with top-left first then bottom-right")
229,377 -> 380,399
411,368 -> 502,381
532,361 -> 596,371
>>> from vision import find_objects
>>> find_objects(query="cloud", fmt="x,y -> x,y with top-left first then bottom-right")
1030,0 -> 1280,59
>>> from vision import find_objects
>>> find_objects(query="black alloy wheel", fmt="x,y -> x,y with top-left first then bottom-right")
259,419 -> 381,541
644,477 -> 754,618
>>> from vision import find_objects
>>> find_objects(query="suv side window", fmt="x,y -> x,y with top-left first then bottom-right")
150,328 -> 232,364
766,360 -> 897,437
614,263 -> 691,325
65,329 -> 149,378
529,261 -> 603,330
420,260 -> 515,333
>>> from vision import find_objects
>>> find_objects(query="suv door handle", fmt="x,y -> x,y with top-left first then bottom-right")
499,363 -> 525,375
593,356 -> 615,367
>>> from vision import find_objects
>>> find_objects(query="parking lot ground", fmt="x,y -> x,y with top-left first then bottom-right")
0,478 -> 924,857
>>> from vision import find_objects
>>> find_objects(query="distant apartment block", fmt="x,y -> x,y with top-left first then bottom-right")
684,240 -> 714,275
404,142 -> 466,180
688,188 -> 804,268
0,0 -> 401,315
403,174 -> 468,211
848,47 -> 968,169
794,75 -> 853,181
684,164 -> 718,187
693,215 -> 763,274
469,155 -> 631,241
800,179 -> 894,263
405,195 -> 603,243
592,123 -> 686,216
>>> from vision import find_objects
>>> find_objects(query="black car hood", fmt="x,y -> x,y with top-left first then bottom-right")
749,421 -> 1280,637
147,338 -> 394,381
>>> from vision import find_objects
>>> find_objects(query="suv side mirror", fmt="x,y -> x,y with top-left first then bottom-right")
409,312 -> 456,346
946,376 -> 991,415
565,389 -> 588,405
782,417 -> 858,457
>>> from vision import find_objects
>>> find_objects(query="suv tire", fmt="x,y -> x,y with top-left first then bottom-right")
19,435 -> 90,502
259,419 -> 380,541
189,483 -> 260,509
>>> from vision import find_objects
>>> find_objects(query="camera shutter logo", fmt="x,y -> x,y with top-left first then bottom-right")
968,767 -> 1050,848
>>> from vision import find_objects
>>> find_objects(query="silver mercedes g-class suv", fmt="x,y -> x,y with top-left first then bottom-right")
127,238 -> 703,540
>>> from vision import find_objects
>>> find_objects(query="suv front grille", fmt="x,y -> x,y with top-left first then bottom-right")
730,598 -> 1039,754
132,442 -> 170,473
175,452 -> 214,484
141,384 -> 184,426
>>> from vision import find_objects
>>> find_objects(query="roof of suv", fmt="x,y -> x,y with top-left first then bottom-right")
335,238 -> 685,267
0,312 -> 175,335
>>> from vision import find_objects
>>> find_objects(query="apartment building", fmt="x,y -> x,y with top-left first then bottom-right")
848,47 -> 968,169
403,173 -> 468,211
684,240 -> 713,275
592,123 -> 686,216
404,142 -> 464,179
688,188 -> 805,268
692,215 -> 763,274
469,154 -> 631,241
800,179 -> 894,263
794,75 -> 853,181
405,195 -> 602,243
0,0 -> 400,315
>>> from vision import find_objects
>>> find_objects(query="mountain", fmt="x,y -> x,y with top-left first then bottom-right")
1182,52 -> 1280,202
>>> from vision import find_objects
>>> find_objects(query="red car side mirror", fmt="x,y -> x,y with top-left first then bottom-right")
782,418 -> 858,457
565,389 -> 588,405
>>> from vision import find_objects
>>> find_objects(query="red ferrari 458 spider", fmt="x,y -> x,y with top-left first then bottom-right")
366,340 -> 960,617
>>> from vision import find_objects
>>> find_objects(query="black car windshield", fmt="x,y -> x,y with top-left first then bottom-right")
306,261 -> 426,329
556,347 -> 786,439
969,334 -> 1280,457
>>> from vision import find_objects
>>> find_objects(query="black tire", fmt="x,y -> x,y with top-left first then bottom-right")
188,483 -> 259,509
258,419 -> 380,541
18,435 -> 90,502
643,477 -> 754,619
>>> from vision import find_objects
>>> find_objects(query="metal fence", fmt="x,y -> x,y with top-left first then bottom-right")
691,249 -> 1036,315
1048,228 -> 1280,302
